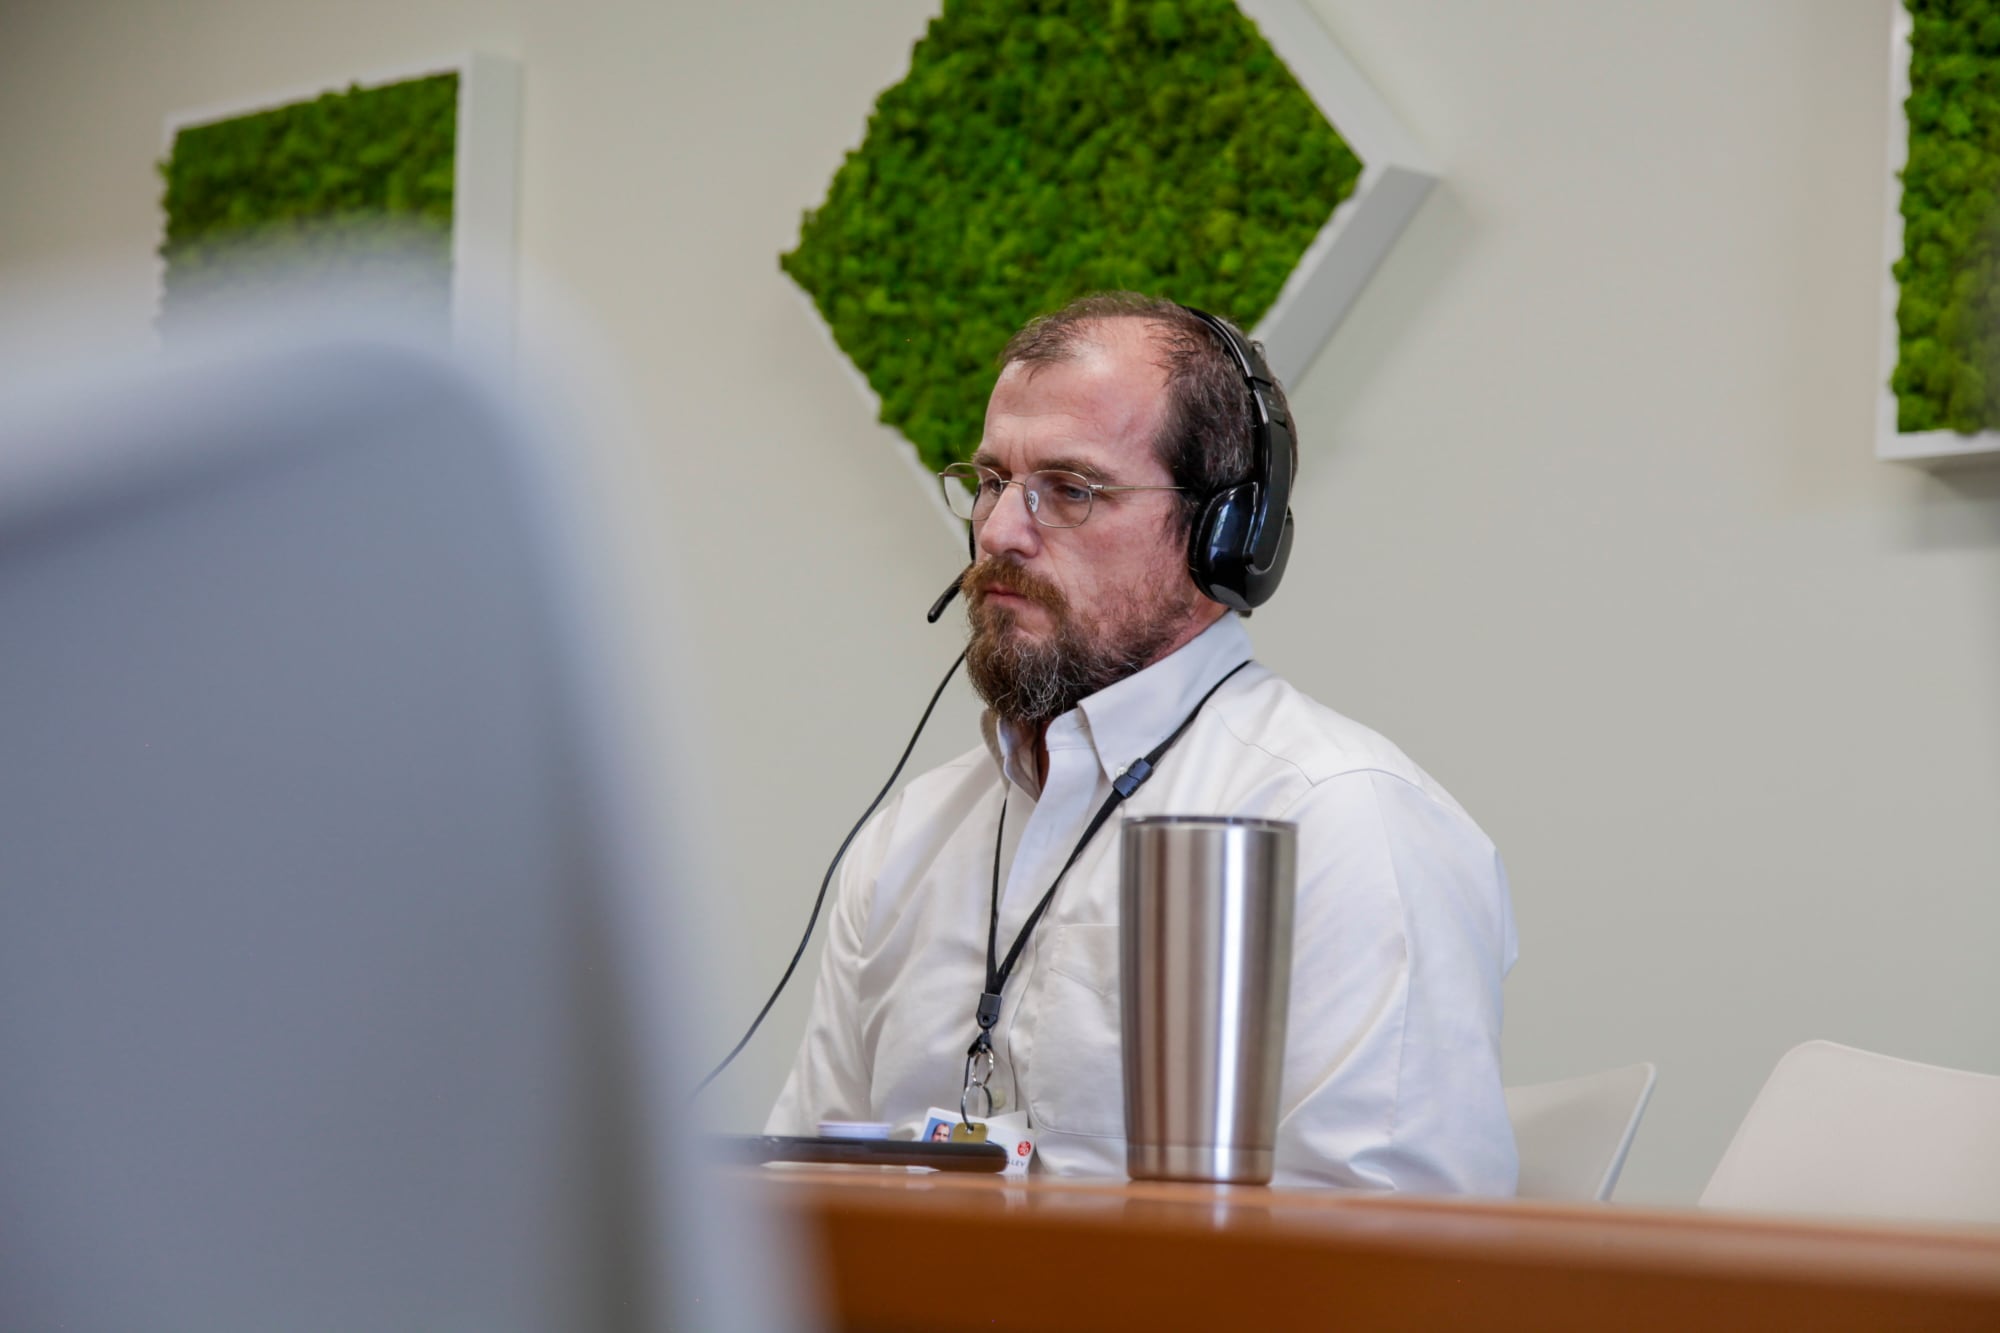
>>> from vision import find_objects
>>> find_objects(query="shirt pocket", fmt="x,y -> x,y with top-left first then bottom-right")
1024,923 -> 1125,1139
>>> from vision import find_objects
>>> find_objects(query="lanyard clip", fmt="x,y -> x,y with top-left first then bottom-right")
960,1041 -> 996,1125
963,997 -> 1000,1125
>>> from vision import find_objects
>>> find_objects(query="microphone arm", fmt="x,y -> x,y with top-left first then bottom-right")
927,565 -> 972,623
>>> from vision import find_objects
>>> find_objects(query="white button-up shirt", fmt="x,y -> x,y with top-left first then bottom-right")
768,613 -> 1519,1193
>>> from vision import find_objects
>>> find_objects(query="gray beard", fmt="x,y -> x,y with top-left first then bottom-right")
966,603 -> 1182,727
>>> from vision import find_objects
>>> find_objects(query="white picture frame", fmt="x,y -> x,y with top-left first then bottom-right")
789,0 -> 1438,542
160,53 -> 521,365
1876,7 -> 2000,466
1234,0 -> 1436,387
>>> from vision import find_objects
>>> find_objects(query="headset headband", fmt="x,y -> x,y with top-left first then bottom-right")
1178,306 -> 1295,610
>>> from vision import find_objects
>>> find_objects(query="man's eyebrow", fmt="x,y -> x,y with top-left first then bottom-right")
1035,455 -> 1113,482
969,451 -> 1112,482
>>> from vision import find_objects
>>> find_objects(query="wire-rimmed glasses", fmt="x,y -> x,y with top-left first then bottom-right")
938,461 -> 1184,530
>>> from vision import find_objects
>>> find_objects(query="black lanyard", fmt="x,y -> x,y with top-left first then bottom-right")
961,660 -> 1252,1113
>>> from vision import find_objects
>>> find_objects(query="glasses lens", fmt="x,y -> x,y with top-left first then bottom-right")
1027,471 -> 1094,528
939,464 -> 982,520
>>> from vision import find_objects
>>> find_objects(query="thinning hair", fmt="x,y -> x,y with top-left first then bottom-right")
997,291 -> 1298,542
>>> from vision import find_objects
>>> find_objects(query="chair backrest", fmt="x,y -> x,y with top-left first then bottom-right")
0,337 -> 801,1331
1700,1039 -> 2000,1224
1506,1062 -> 1658,1201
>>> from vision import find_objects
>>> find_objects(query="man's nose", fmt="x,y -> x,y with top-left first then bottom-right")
976,480 -> 1041,559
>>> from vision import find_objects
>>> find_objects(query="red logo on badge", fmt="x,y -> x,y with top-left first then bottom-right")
1016,1140 -> 1031,1157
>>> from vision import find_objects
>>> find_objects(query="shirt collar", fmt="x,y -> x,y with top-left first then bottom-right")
982,612 -> 1253,791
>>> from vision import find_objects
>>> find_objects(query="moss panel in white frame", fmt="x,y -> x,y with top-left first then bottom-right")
1879,6 -> 2000,468
785,0 -> 1438,544
160,54 -> 520,367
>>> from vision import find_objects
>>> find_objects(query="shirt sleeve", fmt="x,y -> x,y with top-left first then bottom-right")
762,798 -> 897,1135
1270,769 -> 1518,1194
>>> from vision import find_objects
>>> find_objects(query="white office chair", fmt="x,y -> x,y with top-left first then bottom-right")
1700,1039 -> 2000,1225
1505,1062 -> 1657,1201
0,334 -> 804,1330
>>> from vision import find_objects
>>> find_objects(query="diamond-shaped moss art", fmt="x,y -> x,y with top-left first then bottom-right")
783,0 -> 1436,481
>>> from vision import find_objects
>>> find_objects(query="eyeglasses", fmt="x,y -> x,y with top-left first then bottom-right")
938,462 -> 1184,530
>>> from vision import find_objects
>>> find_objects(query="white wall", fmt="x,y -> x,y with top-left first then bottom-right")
1,0 -> 1993,1204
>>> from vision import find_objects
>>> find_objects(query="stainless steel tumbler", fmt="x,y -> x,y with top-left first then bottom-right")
1120,815 -> 1297,1184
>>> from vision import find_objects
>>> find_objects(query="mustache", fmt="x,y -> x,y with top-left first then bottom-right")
963,558 -> 1066,615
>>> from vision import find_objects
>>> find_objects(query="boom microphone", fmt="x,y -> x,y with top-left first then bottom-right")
927,565 -> 973,623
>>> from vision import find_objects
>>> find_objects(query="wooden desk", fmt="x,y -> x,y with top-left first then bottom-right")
750,1168 -> 2000,1331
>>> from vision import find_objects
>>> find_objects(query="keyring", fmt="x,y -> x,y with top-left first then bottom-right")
960,1045 -> 996,1125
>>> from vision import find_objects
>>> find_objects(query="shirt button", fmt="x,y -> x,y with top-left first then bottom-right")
989,1086 -> 1007,1110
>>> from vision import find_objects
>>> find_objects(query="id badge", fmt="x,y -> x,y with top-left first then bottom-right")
922,1105 -> 1035,1175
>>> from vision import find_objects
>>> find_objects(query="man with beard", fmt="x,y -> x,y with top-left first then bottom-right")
767,293 -> 1517,1193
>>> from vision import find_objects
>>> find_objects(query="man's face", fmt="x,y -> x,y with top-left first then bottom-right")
963,319 -> 1217,726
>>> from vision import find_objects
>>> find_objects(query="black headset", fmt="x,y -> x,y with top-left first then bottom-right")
1179,306 -> 1295,612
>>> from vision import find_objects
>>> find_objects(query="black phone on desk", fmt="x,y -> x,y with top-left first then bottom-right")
713,1134 -> 1009,1173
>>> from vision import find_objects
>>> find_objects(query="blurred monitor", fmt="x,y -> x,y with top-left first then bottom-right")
0,333 -> 800,1331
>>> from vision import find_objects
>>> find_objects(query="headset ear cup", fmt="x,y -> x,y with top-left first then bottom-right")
1189,483 -> 1256,612
1239,509 -> 1294,610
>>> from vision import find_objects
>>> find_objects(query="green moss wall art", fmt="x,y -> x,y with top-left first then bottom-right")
156,58 -> 519,351
1885,0 -> 2000,460
784,0 -> 1437,475
158,73 -> 459,338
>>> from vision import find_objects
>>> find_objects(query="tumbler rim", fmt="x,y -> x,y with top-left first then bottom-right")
1121,814 -> 1296,833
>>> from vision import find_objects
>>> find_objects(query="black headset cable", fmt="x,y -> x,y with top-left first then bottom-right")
692,649 -> 966,1098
